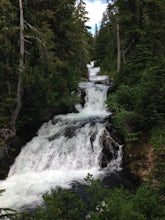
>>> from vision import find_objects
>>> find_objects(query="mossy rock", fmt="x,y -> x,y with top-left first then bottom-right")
124,136 -> 155,182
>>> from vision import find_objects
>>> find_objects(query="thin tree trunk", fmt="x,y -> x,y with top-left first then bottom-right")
116,7 -> 121,73
10,0 -> 24,130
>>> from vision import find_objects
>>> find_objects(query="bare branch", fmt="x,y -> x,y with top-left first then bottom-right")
24,20 -> 40,34
25,50 -> 31,55
24,38 -> 32,44
24,35 -> 46,48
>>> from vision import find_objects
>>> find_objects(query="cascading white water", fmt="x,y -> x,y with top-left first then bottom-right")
0,62 -> 122,209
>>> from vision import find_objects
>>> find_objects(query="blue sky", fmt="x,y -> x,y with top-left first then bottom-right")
84,0 -> 108,34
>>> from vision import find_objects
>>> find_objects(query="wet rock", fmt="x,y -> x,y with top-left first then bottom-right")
0,136 -> 23,179
90,132 -> 97,151
92,78 -> 109,85
101,148 -> 113,168
0,144 -> 9,160
102,171 -> 140,191
107,84 -> 115,94
106,122 -> 123,145
73,87 -> 86,110
64,126 -> 76,138
80,88 -> 86,107
48,132 -> 61,142
99,130 -> 119,168
52,117 -> 61,125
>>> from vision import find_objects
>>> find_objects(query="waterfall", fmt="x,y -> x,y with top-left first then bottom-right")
0,62 -> 122,209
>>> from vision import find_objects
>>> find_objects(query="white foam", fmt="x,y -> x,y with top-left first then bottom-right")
0,61 -> 122,209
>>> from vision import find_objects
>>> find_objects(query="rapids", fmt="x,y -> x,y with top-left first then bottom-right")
0,62 -> 122,209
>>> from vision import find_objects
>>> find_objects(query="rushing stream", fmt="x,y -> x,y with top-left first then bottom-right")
0,62 -> 122,209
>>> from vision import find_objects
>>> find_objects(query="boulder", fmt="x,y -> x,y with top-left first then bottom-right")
99,130 -> 119,168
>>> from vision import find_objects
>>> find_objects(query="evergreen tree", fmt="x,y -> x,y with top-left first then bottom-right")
95,0 -> 165,137
0,0 -> 91,132
0,0 -> 19,129
95,0 -> 165,188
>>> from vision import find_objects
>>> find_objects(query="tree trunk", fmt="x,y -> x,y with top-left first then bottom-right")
116,7 -> 121,73
10,0 -> 24,130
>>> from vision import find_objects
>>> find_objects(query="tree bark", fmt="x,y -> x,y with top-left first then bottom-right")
10,0 -> 24,130
116,7 -> 121,73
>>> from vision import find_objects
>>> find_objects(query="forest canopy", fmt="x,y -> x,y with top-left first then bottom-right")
0,0 -> 92,131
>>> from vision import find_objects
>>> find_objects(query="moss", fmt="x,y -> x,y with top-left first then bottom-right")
124,135 -> 155,182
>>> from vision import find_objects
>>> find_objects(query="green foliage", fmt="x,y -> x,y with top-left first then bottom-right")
131,185 -> 164,219
105,31 -> 165,140
95,0 -> 165,198
89,188 -> 146,220
94,11 -> 116,72
16,177 -> 165,220
84,174 -> 108,210
26,189 -> 85,220
107,85 -> 141,142
88,183 -> 165,220
107,57 -> 165,142
0,0 -> 92,129
150,126 -> 165,192
151,126 -> 165,151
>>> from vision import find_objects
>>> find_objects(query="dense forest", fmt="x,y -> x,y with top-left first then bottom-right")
0,0 -> 93,177
0,0 -> 165,219
95,0 -> 165,187
0,0 -> 92,131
